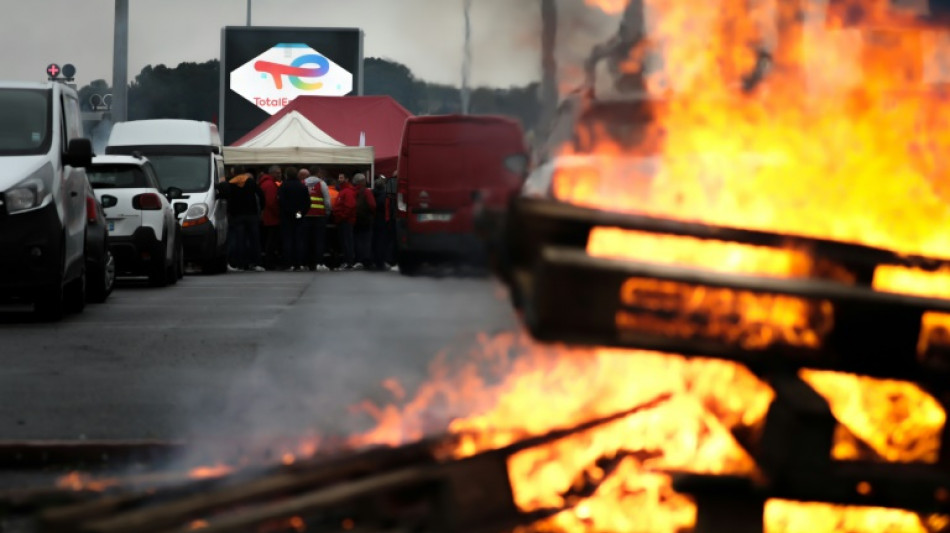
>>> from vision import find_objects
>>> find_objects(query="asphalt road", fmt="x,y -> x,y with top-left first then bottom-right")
0,270 -> 519,447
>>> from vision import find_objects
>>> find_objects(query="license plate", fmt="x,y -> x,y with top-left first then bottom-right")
417,213 -> 453,223
107,221 -> 115,232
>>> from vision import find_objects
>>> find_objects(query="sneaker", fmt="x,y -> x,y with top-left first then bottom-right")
340,264 -> 353,271
352,262 -> 365,270
227,264 -> 242,273
249,265 -> 266,272
316,265 -> 330,272
389,264 -> 400,272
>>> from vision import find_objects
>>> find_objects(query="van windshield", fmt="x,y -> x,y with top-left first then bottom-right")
146,155 -> 210,193
0,88 -> 51,156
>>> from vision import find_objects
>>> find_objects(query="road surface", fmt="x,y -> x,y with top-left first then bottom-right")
0,270 -> 519,447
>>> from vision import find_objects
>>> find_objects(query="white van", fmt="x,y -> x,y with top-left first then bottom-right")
106,120 -> 228,274
0,81 -> 103,319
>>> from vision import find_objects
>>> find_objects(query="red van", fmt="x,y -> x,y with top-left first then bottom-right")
394,115 -> 528,274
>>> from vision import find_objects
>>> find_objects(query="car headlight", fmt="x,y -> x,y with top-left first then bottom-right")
183,203 -> 209,220
4,179 -> 50,214
181,203 -> 210,228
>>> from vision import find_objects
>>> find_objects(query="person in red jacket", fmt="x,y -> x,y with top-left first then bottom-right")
333,174 -> 358,270
352,173 -> 377,269
258,165 -> 282,270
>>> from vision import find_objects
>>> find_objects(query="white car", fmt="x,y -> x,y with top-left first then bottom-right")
86,155 -> 184,287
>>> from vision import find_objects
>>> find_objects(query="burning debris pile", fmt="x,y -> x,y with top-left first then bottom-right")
7,0 -> 950,532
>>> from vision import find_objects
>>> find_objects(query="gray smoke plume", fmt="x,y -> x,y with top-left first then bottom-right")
539,0 -> 559,137
462,0 -> 474,114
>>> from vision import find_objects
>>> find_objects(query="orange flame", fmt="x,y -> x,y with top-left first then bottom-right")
188,464 -> 234,480
55,471 -> 118,492
585,0 -> 628,15
356,0 -> 950,531
764,500 -> 932,533
557,0 -> 950,265
801,369 -> 946,463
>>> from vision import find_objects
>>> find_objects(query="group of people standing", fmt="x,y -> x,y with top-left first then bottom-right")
220,165 -> 396,272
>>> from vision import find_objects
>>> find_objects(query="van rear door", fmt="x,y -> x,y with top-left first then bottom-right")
406,118 -> 525,236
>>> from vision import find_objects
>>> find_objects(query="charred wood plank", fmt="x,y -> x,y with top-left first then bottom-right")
0,440 -> 184,469
42,437 -> 451,533
756,375 -> 835,477
506,198 -> 950,276
674,462 -> 950,514
525,246 -> 950,385
56,399 -> 671,533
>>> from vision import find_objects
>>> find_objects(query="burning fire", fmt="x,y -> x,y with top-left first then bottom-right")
354,1 -> 950,531
585,0 -> 628,15
800,369 -> 946,463
560,0 -> 950,266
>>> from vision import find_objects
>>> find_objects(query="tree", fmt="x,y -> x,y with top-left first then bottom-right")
364,57 -> 420,113
126,60 -> 220,122
76,57 -> 539,132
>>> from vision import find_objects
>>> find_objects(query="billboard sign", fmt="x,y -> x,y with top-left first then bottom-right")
221,27 -> 363,145
230,43 -> 354,115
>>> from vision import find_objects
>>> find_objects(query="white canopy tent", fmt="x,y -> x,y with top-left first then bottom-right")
223,110 -> 375,167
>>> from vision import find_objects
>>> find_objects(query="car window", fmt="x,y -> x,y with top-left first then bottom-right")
63,94 -> 82,142
87,165 -> 151,189
0,88 -> 52,156
147,154 -> 211,193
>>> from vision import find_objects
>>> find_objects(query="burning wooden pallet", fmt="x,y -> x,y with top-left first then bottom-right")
0,398 -> 670,533
490,197 -> 950,532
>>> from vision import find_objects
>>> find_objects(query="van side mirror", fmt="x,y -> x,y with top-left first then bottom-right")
166,187 -> 184,200
64,138 -> 94,168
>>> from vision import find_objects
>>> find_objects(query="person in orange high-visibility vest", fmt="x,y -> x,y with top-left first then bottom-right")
301,168 -> 332,271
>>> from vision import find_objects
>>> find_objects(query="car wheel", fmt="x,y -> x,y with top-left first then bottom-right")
64,270 -> 86,314
397,252 -> 422,277
148,238 -> 170,288
175,240 -> 185,280
34,282 -> 64,321
88,249 -> 115,303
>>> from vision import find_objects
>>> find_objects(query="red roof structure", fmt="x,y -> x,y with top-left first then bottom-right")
232,96 -> 413,176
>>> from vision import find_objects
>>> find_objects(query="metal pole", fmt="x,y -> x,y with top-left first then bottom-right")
246,0 -> 252,26
461,0 -> 472,114
112,0 -> 129,123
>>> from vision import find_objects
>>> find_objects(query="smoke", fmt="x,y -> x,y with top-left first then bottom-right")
462,0 -> 474,114
539,0 -> 559,136
89,118 -> 113,155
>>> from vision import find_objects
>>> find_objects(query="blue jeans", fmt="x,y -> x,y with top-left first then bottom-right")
298,216 -> 327,268
228,214 -> 262,268
338,221 -> 355,266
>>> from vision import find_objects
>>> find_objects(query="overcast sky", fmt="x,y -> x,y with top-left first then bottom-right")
7,0 -> 618,89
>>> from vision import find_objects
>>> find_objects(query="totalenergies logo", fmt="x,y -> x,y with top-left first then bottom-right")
230,43 -> 354,115
254,45 -> 331,90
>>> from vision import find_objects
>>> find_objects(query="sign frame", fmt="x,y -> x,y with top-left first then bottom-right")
219,26 -> 364,146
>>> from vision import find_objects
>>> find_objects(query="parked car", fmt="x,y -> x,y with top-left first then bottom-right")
105,120 -> 228,274
0,81 -> 101,319
394,115 -> 528,275
84,188 -> 116,303
87,154 -> 184,286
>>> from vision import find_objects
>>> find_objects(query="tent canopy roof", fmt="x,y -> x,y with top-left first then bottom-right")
232,95 -> 412,175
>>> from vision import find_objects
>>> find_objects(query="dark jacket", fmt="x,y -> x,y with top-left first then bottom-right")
259,173 -> 281,227
224,174 -> 264,218
277,178 -> 311,220
373,186 -> 387,226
